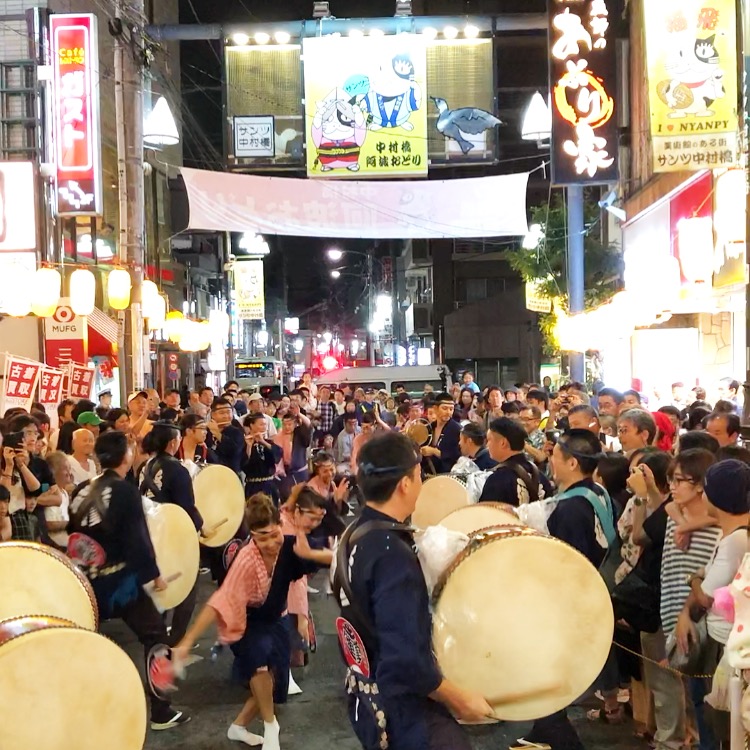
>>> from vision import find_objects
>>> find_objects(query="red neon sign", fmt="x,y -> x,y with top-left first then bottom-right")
51,14 -> 102,216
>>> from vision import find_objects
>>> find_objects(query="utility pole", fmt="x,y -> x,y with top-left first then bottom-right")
367,250 -> 375,366
567,186 -> 585,383
114,0 -> 146,396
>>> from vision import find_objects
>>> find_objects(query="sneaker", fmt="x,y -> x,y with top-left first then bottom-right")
306,585 -> 320,594
151,709 -> 191,731
199,567 -> 210,575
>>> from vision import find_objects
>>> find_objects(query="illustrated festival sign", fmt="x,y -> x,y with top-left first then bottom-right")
644,0 -> 739,173
302,34 -> 428,178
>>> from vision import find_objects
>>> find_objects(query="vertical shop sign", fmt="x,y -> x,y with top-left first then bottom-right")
44,298 -> 88,367
548,0 -> 618,184
50,13 -> 102,215
234,260 -> 265,320
644,1 -> 739,172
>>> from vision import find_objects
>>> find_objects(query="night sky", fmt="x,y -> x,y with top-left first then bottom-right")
176,0 -> 548,330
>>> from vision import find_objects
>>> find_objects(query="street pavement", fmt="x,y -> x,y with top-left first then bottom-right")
103,570 -> 645,750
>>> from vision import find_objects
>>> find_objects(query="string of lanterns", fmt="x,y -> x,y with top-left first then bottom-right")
2,264 -> 226,354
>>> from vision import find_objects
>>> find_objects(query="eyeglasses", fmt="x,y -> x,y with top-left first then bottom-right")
669,474 -> 697,487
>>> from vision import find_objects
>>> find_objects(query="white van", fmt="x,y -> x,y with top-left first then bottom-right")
316,365 -> 453,398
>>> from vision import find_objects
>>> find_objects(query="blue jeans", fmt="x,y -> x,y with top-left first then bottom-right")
689,677 -> 717,750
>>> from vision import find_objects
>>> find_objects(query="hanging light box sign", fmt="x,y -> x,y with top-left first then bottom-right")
50,13 -> 102,216
548,0 -> 618,185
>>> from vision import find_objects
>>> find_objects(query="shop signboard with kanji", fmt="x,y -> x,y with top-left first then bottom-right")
644,1 -> 739,173
234,260 -> 265,320
50,13 -> 102,215
65,363 -> 95,400
302,34 -> 428,178
548,0 -> 618,185
38,366 -> 65,428
1,355 -> 42,414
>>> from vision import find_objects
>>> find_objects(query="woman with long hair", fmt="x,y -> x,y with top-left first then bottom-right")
173,493 -> 330,750
456,387 -> 475,421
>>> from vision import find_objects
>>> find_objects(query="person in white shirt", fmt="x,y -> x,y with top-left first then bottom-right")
247,393 -> 277,438
676,459 -> 750,652
66,429 -> 98,487
45,451 -> 73,548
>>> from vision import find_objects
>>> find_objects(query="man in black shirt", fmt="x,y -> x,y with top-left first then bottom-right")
459,422 -> 497,471
69,431 -> 190,731
478,417 -> 553,505
420,392 -> 461,475
205,398 -> 245,473
335,432 -> 492,749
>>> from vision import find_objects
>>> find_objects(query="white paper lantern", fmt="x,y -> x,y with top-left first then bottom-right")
31,267 -> 62,317
70,268 -> 96,316
107,268 -> 132,310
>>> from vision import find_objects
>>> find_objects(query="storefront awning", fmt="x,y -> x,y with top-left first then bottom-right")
179,167 -> 530,239
87,307 -> 119,363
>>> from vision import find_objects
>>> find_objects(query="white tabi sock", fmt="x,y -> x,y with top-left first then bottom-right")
227,723 -> 263,746
263,718 -> 281,750
288,670 -> 303,695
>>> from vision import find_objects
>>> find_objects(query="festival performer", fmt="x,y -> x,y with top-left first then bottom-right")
68,431 -> 190,731
173,493 -> 331,750
420,392 -> 461,474
334,432 -> 492,749
243,413 -> 283,502
273,407 -> 313,501
280,486 -> 328,672
177,414 -> 219,465
206,398 -> 245,473
139,422 -> 204,645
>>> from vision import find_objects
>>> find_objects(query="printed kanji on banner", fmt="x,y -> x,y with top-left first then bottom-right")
1,355 -> 42,414
38,367 -> 65,405
66,363 -> 95,400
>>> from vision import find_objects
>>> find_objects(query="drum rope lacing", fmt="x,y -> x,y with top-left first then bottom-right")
612,640 -> 715,680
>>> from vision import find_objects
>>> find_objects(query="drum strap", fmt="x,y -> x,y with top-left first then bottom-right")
71,475 -> 116,529
334,520 -> 414,644
494,460 -> 541,504
140,456 -> 168,504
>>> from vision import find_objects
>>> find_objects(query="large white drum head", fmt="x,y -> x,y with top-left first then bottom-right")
0,616 -> 146,750
440,503 -> 521,536
144,503 -> 200,611
412,476 -> 471,528
0,542 -> 97,629
433,529 -> 613,721
193,464 -> 246,547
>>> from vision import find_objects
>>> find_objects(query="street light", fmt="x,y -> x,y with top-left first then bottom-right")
521,92 -> 552,143
326,248 -> 344,262
330,269 -> 341,279
143,96 -> 180,147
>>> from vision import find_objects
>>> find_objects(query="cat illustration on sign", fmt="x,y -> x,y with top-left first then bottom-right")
657,35 -> 726,118
430,97 -> 504,154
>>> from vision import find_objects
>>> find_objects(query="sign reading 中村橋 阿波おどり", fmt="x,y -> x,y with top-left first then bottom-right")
303,34 -> 428,178
548,0 -> 618,185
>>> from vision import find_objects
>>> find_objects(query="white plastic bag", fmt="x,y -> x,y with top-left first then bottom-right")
415,525 -> 470,596
515,498 -> 560,534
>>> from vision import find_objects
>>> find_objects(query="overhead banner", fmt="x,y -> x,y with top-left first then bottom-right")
548,0 -> 618,185
644,1 -> 739,172
303,34 -> 428,178
234,260 -> 265,321
180,167 -> 529,239
50,13 -> 102,215
1,354 -> 42,415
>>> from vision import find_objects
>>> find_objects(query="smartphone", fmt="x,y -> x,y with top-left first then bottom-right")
40,483 -> 50,493
545,429 -> 561,445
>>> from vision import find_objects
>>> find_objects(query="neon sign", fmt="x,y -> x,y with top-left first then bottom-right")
548,0 -> 618,184
50,14 -> 102,215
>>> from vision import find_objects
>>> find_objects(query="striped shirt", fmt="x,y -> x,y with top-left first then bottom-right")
660,517 -> 721,633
